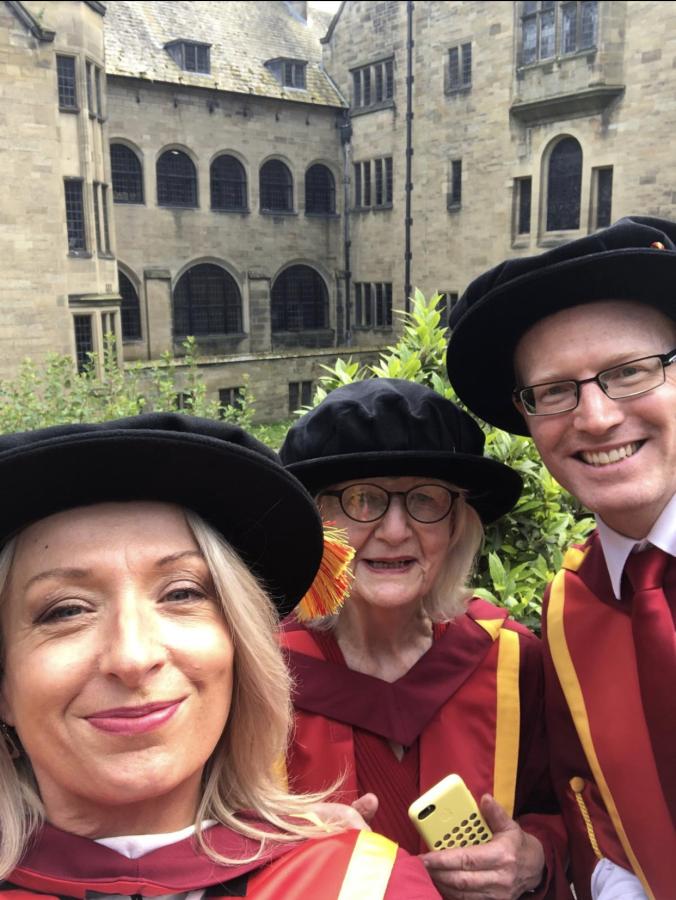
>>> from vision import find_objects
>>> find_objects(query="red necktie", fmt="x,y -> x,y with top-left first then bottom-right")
623,547 -> 676,826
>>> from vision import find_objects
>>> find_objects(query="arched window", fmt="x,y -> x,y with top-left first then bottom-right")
211,155 -> 247,210
157,149 -> 197,207
118,270 -> 142,341
546,137 -> 582,231
110,144 -> 144,204
173,264 -> 242,336
305,164 -> 335,214
260,160 -> 293,212
271,265 -> 328,331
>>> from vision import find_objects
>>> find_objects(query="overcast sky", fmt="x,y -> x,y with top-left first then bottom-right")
309,1 -> 342,11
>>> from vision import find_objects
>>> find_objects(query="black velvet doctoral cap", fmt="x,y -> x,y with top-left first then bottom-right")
279,379 -> 522,524
0,413 -> 323,618
446,215 -> 676,435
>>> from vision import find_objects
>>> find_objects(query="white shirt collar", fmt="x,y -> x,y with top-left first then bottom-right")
95,820 -> 216,859
595,492 -> 676,599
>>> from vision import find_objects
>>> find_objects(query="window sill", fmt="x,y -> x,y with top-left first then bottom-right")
447,202 -> 462,213
97,252 -> 116,260
538,230 -> 582,248
445,85 -> 472,97
68,250 -> 92,258
59,106 -> 79,114
352,205 -> 393,213
305,211 -> 339,218
517,46 -> 598,72
113,199 -> 146,206
212,206 -> 250,215
351,100 -> 395,117
353,325 -> 393,331
260,209 -> 297,216
158,203 -> 199,210
174,331 -> 247,340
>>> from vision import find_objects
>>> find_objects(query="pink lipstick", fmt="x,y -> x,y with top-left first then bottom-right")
86,700 -> 183,735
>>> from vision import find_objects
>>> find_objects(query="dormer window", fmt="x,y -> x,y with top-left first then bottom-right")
283,61 -> 306,88
265,58 -> 307,90
165,40 -> 211,74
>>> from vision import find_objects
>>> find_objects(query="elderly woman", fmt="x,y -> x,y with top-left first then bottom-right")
0,413 -> 437,899
279,379 -> 572,900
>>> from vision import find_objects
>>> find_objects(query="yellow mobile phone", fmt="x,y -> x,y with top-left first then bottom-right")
408,773 -> 493,851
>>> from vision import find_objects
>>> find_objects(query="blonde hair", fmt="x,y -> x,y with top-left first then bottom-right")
0,509 -> 333,876
311,488 -> 484,630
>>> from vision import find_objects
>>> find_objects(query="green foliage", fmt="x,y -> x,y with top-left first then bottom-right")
0,335 -> 254,433
249,418 -> 295,450
306,290 -> 595,630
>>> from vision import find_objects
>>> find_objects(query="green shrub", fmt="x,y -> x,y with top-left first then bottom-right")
306,289 -> 595,629
0,335 -> 254,432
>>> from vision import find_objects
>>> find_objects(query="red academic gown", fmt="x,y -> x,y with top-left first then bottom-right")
281,597 -> 571,899
0,821 -> 437,899
542,532 -> 676,900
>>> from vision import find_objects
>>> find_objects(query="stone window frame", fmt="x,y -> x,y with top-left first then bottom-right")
353,157 -> 392,211
351,57 -> 395,114
218,387 -> 245,415
56,54 -> 78,112
445,42 -> 472,94
545,136 -> 582,232
447,159 -> 462,210
590,165 -> 613,231
211,154 -> 248,212
283,60 -> 306,89
111,142 -> 145,205
70,305 -> 122,376
85,59 -> 104,120
513,176 -> 533,239
288,380 -> 313,413
118,269 -> 143,343
259,159 -> 294,214
165,40 -> 211,74
305,164 -> 336,215
173,263 -> 243,338
264,58 -> 308,90
156,148 -> 199,209
353,282 -> 393,329
271,265 -> 329,333
519,1 -> 598,68
64,177 -> 89,255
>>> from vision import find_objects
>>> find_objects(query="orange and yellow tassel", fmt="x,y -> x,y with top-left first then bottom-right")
295,524 -> 355,621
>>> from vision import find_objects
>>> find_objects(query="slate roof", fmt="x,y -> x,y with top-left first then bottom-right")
104,0 -> 344,108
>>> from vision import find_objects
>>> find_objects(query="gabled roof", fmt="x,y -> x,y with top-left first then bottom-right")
104,0 -> 345,108
5,1 -> 55,41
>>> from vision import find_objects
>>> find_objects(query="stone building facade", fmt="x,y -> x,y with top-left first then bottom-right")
327,0 -> 676,324
2,1 -> 676,421
1,0 -> 120,379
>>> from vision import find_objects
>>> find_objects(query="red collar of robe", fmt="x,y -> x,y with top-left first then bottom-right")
282,598 -> 509,747
5,822 -> 297,898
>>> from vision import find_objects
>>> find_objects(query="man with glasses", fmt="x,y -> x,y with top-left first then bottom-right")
446,216 -> 676,900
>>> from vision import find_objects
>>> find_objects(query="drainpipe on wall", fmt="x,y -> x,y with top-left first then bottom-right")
404,0 -> 414,313
340,111 -> 353,344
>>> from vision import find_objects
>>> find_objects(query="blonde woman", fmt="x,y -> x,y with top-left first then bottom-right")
280,379 -> 572,899
0,413 -> 436,898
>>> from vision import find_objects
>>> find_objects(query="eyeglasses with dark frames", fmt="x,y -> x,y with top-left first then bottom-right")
321,482 -> 458,524
514,348 -> 676,417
